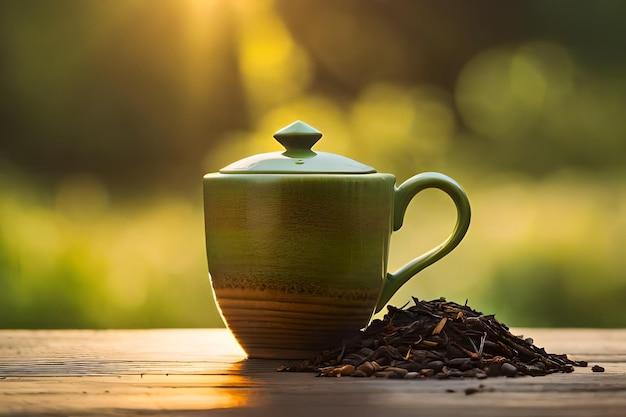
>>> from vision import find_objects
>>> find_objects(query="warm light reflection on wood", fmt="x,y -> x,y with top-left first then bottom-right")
3,329 -> 626,416
0,330 -> 254,413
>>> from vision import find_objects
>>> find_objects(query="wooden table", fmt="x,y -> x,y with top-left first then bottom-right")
1,328 -> 625,416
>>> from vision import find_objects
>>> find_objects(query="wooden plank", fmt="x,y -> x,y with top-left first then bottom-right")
0,329 -> 246,376
1,329 -> 625,417
515,328 -> 626,362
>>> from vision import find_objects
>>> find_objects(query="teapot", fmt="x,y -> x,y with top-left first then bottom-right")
203,121 -> 471,359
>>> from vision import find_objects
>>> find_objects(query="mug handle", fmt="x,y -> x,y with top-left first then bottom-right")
375,172 -> 471,313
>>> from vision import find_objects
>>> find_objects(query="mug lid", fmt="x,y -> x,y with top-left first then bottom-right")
219,121 -> 376,174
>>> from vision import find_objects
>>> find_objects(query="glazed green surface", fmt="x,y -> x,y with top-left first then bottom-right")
204,173 -> 395,297
205,172 -> 470,307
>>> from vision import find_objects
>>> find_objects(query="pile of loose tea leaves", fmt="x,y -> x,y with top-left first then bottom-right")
278,297 -> 588,379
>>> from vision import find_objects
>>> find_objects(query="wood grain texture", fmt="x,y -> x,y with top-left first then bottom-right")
1,329 -> 625,417
214,288 -> 374,359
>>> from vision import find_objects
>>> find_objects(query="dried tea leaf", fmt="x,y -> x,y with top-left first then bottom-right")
432,317 -> 448,335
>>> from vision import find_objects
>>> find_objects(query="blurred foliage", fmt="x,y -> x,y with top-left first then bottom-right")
0,175 -> 223,328
1,0 -> 625,328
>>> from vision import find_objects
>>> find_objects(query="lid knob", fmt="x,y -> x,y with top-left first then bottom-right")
217,120 -> 376,173
273,120 -> 322,156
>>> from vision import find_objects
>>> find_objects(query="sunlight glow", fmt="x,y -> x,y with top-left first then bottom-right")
233,0 -> 313,115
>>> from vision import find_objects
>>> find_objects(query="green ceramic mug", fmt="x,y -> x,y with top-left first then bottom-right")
203,121 -> 471,359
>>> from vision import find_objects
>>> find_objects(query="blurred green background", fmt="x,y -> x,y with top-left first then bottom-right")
1,0 -> 625,329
